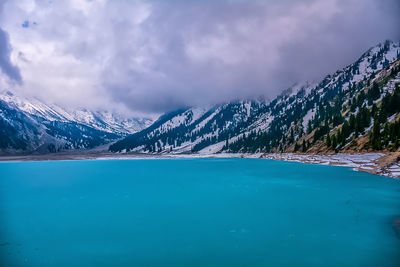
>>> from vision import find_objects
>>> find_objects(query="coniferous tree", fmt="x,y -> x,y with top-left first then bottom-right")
289,128 -> 294,144
370,119 -> 381,150
349,114 -> 356,130
336,130 -> 341,146
355,112 -> 363,133
294,142 -> 300,152
307,120 -> 312,134
368,82 -> 380,101
361,106 -> 371,129
383,123 -> 390,147
326,134 -> 331,148
331,134 -> 337,149
299,127 -> 304,137
350,99 -> 357,112
354,120 -> 359,137
378,109 -> 388,124
387,86 -> 400,115
342,120 -> 350,140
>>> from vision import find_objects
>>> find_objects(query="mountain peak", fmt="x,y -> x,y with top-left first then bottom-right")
109,40 -> 400,155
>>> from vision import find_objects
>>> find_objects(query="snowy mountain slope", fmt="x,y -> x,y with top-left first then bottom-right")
110,40 -> 400,154
0,91 -> 152,135
0,91 -> 153,154
228,40 -> 400,153
2,40 -> 398,155
109,100 -> 269,153
0,99 -> 119,153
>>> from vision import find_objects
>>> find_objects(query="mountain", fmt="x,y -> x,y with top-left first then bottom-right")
0,91 -> 152,154
110,40 -> 400,154
109,101 -> 269,153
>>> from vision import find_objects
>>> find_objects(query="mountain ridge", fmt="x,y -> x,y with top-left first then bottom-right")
1,40 -> 399,156
0,91 -> 153,154
110,40 -> 400,155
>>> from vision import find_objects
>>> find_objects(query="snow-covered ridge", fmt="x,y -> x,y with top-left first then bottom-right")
110,40 -> 400,155
2,40 -> 399,154
148,107 -> 209,137
109,99 -> 271,153
0,90 -> 152,135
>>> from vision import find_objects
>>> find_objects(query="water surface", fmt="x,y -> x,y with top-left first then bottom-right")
1,158 -> 400,266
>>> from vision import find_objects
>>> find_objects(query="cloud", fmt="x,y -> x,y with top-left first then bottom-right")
0,0 -> 22,83
1,0 -> 399,114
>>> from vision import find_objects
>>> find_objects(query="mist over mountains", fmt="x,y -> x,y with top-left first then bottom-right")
0,0 -> 399,114
1,40 -> 399,155
109,41 -> 400,155
0,90 -> 152,154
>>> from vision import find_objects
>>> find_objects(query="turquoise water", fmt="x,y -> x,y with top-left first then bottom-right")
1,158 -> 400,266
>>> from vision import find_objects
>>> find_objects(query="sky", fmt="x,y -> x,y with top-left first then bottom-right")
0,0 -> 399,116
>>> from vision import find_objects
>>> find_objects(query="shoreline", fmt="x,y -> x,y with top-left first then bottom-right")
262,152 -> 400,179
0,151 -> 399,179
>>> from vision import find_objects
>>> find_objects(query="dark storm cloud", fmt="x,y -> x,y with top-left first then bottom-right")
100,0 -> 400,113
1,0 -> 399,113
0,28 -> 22,83
0,0 -> 21,83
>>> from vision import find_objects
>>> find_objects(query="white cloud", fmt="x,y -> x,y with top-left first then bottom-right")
0,0 -> 398,114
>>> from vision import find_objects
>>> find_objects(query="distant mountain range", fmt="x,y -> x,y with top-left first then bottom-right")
110,40 -> 400,155
0,91 -> 152,154
1,40 -> 400,155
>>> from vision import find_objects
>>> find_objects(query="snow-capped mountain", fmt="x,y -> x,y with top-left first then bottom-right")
0,91 -> 153,154
0,91 -> 152,135
2,40 -> 399,155
109,101 -> 269,153
110,40 -> 400,154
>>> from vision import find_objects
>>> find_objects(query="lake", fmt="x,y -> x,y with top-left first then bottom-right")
1,158 -> 400,266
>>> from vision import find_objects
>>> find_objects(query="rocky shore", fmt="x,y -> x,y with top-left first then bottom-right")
263,152 -> 400,178
1,151 -> 399,179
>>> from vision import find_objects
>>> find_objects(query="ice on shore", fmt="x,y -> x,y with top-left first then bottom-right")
263,153 -> 400,178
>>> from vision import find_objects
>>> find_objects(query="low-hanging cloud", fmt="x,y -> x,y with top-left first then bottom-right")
1,0 -> 399,114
